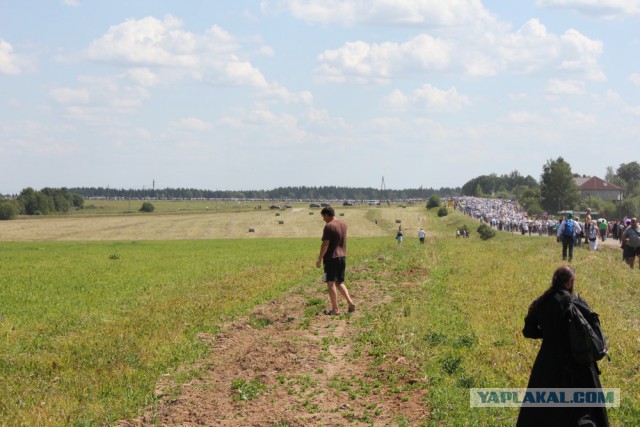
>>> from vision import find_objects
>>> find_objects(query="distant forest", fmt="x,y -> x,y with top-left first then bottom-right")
68,186 -> 461,201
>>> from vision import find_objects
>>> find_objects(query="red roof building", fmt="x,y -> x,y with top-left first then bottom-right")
574,176 -> 623,201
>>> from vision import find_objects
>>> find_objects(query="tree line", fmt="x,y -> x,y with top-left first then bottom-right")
0,185 -> 460,220
460,159 -> 640,219
0,188 -> 85,220
66,185 -> 460,201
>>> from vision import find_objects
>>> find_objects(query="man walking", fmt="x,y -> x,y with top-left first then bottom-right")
316,206 -> 355,315
622,217 -> 640,269
557,212 -> 582,262
418,228 -> 426,244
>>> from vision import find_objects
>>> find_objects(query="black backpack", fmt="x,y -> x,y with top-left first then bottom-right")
563,296 -> 608,364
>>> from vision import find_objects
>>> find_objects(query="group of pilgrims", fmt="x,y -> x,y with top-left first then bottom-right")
453,196 -> 627,245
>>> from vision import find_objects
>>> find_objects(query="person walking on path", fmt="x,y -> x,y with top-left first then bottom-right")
621,217 -> 640,269
599,218 -> 608,241
316,206 -> 355,315
418,228 -> 426,244
587,218 -> 600,251
516,265 -> 609,427
557,212 -> 582,262
396,227 -> 403,243
584,208 -> 592,245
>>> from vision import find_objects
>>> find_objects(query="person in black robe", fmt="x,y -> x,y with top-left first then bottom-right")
517,265 -> 609,427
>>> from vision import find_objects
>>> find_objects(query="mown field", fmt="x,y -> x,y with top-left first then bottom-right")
0,206 -> 638,426
0,202 -> 422,241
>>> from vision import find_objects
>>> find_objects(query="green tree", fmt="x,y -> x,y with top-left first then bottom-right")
605,166 -> 616,182
617,162 -> 640,195
426,194 -> 441,209
618,198 -> 639,219
139,202 -> 155,212
72,193 -> 84,209
0,200 -> 19,220
17,187 -> 38,215
519,187 -> 543,216
540,157 -> 580,214
477,223 -> 496,240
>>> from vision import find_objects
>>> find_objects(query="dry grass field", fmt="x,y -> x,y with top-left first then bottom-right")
0,204 -> 429,241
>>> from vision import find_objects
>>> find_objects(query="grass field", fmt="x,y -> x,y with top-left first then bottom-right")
0,205 -> 638,426
0,202 -> 423,241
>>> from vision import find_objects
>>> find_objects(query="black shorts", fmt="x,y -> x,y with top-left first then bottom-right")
623,244 -> 640,259
323,257 -> 346,283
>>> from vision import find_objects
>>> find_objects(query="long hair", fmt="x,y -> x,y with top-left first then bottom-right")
551,265 -> 575,290
528,265 -> 575,315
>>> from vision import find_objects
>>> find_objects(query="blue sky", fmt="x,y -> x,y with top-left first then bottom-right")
1,0 -> 639,194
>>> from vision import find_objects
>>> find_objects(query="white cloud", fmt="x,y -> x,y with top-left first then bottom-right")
50,87 -> 91,104
412,84 -> 470,112
629,73 -> 640,85
0,39 -> 22,75
273,0 -> 495,27
558,29 -> 605,80
316,35 -> 452,83
535,0 -> 640,17
261,85 -> 314,104
384,84 -> 470,113
545,79 -> 585,95
627,106 -> 640,116
384,89 -> 410,111
551,107 -> 597,127
503,111 -> 544,124
315,18 -> 604,83
123,68 -> 160,87
87,15 -> 272,89
170,117 -> 213,131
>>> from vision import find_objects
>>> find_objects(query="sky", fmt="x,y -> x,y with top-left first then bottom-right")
1,0 -> 639,194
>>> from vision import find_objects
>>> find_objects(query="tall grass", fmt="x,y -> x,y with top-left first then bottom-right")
355,210 -> 640,425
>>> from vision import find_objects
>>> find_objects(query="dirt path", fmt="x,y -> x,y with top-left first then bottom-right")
119,274 -> 428,426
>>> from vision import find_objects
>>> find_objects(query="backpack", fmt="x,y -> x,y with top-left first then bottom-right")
563,219 -> 575,237
563,297 -> 608,364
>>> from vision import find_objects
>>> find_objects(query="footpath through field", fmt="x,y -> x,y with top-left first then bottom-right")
118,253 -> 430,426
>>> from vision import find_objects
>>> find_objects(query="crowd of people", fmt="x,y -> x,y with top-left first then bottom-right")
453,196 -> 557,236
453,196 -> 640,268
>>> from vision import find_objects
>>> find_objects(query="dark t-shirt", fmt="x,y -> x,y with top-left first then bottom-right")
321,219 -> 347,261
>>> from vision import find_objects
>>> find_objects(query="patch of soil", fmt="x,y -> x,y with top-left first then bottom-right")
118,278 -> 429,426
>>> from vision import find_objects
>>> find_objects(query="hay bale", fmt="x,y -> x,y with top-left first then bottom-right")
395,219 -> 401,223
275,213 -> 280,216
278,220 -> 284,224
339,213 -> 345,216
309,212 -> 314,215
248,228 -> 255,232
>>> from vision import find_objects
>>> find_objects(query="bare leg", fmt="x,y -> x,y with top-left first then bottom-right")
326,281 -> 339,313
336,283 -> 354,308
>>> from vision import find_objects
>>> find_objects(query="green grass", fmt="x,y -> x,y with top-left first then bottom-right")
77,199 -> 271,215
0,237 -> 386,425
1,207 -> 638,426
353,209 -> 640,426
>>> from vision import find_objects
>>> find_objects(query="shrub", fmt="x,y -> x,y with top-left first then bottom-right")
0,200 -> 19,220
437,206 -> 448,217
477,223 -> 496,240
426,194 -> 441,209
139,202 -> 155,212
